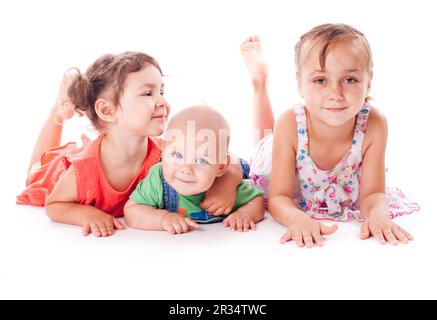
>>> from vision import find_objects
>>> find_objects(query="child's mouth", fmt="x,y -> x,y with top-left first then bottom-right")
152,115 -> 166,122
324,107 -> 348,113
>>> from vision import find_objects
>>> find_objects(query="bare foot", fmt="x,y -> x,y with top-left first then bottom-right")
51,71 -> 78,125
240,35 -> 269,86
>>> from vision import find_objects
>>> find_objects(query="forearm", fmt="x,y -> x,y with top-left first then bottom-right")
252,82 -> 274,141
217,154 -> 243,188
268,195 -> 303,226
360,192 -> 389,220
124,201 -> 169,231
237,196 -> 265,222
29,109 -> 63,172
45,201 -> 105,226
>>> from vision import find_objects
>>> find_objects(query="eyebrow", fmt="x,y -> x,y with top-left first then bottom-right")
309,69 -> 360,75
137,82 -> 165,90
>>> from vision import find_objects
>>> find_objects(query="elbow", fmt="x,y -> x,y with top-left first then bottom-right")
123,201 -> 136,227
45,201 -> 61,223
254,196 -> 266,221
267,195 -> 277,218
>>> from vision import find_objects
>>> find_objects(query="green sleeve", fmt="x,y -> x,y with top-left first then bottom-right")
129,163 -> 164,208
233,179 -> 264,211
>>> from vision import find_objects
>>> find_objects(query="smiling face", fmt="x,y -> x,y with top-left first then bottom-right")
117,65 -> 170,137
161,106 -> 230,196
297,40 -> 372,127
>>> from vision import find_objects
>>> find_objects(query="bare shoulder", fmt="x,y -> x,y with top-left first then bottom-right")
275,108 -> 298,152
362,105 -> 388,153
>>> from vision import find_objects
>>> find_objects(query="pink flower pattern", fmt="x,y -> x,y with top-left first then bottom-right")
249,103 -> 420,221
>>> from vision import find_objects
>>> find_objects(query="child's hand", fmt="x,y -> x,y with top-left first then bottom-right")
240,35 -> 269,86
201,184 -> 236,217
82,211 -> 126,237
52,72 -> 82,125
360,212 -> 413,245
160,213 -> 199,235
223,210 -> 257,232
281,211 -> 338,248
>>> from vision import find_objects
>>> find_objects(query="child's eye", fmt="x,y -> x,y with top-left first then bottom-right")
344,77 -> 358,84
171,151 -> 183,160
142,91 -> 153,96
313,78 -> 326,85
196,157 -> 210,166
160,91 -> 165,96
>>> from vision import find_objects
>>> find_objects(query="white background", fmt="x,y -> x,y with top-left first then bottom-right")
1,0 -> 436,299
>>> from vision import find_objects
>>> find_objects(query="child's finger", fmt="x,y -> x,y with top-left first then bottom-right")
280,230 -> 293,244
82,224 -> 91,237
223,218 -> 230,228
185,218 -> 199,229
166,224 -> 176,235
105,221 -> 114,236
180,221 -> 189,233
236,218 -> 243,232
302,232 -> 314,248
211,207 -> 225,216
91,223 -> 101,237
243,220 -> 250,232
399,227 -> 414,241
250,221 -> 256,230
229,218 -> 237,231
392,228 -> 409,244
200,199 -> 213,211
320,223 -> 338,235
97,222 -> 108,237
383,229 -> 399,246
374,230 -> 386,244
172,222 -> 183,234
312,231 -> 325,247
293,232 -> 304,247
206,204 -> 220,215
360,221 -> 370,240
224,207 -> 232,215
113,218 -> 126,230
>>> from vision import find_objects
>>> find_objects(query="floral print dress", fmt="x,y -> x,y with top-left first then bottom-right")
249,103 -> 420,221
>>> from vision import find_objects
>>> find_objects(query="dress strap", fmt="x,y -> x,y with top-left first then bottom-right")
293,104 -> 309,160
351,103 -> 371,153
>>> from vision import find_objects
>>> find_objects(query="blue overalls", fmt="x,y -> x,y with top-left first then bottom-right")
161,158 -> 251,224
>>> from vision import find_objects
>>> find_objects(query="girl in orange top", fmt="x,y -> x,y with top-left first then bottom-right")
17,52 -> 242,237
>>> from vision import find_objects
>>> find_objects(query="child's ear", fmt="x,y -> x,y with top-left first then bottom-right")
159,138 -> 166,152
95,98 -> 118,123
216,155 -> 231,177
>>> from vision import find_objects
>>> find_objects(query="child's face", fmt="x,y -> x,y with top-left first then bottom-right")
298,40 -> 372,127
161,131 -> 229,196
117,65 -> 170,136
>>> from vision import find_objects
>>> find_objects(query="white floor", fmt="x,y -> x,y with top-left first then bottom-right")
1,197 -> 434,300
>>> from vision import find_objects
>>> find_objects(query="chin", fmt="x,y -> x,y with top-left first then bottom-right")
171,183 -> 203,196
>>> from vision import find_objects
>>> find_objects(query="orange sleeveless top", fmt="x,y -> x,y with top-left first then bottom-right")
17,135 -> 162,217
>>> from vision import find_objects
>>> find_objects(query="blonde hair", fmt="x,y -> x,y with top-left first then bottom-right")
295,23 -> 373,73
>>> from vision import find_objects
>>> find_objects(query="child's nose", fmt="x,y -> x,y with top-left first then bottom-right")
180,165 -> 195,176
328,83 -> 344,100
156,96 -> 168,110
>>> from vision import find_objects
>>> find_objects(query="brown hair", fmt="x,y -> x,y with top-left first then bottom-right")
68,52 -> 162,130
295,23 -> 373,73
